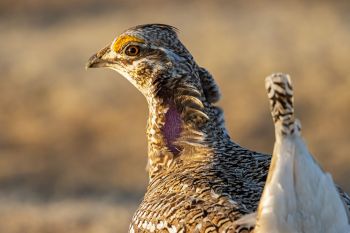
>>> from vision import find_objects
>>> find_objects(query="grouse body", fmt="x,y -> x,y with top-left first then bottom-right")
86,24 -> 350,232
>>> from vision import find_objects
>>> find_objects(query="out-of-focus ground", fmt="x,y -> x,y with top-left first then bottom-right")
0,0 -> 350,232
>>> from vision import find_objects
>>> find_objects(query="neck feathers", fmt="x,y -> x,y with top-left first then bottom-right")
146,83 -> 210,178
145,66 -> 227,178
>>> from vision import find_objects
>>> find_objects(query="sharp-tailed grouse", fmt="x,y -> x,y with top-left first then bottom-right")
86,24 -> 350,232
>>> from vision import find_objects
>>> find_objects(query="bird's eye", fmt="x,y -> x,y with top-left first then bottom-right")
124,45 -> 140,56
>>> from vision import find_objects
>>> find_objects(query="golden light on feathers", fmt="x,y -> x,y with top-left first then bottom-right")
112,35 -> 145,52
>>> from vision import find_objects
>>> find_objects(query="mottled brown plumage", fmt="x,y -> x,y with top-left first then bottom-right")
86,24 -> 350,232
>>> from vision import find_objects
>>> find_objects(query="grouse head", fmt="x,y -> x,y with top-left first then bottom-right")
86,24 -> 220,105
86,23 -> 223,139
87,24 -> 192,95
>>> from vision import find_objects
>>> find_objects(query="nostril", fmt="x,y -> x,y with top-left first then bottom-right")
97,45 -> 111,58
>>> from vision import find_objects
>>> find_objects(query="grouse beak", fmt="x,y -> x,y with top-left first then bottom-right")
86,54 -> 103,69
86,44 -> 113,69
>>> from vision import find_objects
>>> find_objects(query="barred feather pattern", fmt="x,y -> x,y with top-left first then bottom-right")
198,67 -> 221,104
265,73 -> 298,136
86,24 -> 350,233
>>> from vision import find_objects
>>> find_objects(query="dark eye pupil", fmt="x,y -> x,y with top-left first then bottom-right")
129,47 -> 136,53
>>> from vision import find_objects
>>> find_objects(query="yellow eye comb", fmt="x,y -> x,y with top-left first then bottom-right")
112,35 -> 145,52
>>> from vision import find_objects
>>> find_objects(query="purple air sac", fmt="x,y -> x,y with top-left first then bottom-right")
162,103 -> 182,155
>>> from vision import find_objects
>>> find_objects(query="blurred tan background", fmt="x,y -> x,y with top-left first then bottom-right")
1,0 -> 350,232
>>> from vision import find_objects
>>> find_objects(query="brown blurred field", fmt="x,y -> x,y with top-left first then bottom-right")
0,1 -> 350,232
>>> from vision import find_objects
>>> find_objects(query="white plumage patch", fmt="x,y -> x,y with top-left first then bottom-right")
256,74 -> 350,233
